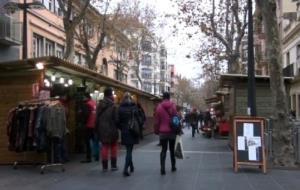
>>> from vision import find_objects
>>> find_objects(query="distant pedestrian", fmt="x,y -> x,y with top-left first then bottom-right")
189,108 -> 199,137
154,92 -> 178,175
81,92 -> 98,163
118,92 -> 143,177
95,87 -> 119,172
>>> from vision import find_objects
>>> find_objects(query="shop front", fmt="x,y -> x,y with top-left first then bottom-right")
0,56 -> 160,164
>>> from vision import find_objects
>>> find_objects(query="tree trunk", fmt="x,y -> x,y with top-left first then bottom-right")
228,54 -> 240,74
258,0 -> 296,167
64,27 -> 75,61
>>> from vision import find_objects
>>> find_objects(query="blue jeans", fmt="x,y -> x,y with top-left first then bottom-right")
124,145 -> 134,171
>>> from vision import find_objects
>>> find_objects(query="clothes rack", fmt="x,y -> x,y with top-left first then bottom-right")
8,97 -> 66,174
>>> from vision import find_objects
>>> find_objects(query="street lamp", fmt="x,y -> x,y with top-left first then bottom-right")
247,0 -> 256,116
4,0 -> 45,60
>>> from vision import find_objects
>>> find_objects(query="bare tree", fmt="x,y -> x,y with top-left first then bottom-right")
177,0 -> 248,73
76,0 -> 110,70
57,0 -> 91,61
256,0 -> 296,167
113,0 -> 157,88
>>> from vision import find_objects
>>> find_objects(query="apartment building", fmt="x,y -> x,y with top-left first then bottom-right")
168,64 -> 176,95
159,45 -> 170,94
126,26 -> 170,96
278,0 -> 300,118
0,0 -> 130,83
239,3 -> 269,76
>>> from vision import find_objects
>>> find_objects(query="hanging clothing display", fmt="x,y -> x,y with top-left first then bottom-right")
6,101 -> 67,155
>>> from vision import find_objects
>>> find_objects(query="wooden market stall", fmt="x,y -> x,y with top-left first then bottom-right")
0,56 -> 160,164
219,73 -> 293,148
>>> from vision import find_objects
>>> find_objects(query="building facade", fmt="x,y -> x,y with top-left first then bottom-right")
0,0 -> 130,83
278,0 -> 300,119
126,27 -> 170,96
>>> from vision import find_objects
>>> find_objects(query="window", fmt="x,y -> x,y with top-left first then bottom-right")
55,0 -> 63,16
142,40 -> 152,52
81,55 -> 86,65
142,55 -> 151,66
102,58 -> 108,75
49,0 -> 54,12
297,44 -> 300,59
143,82 -> 152,93
45,39 -> 55,56
141,68 -> 152,79
74,53 -> 81,64
286,52 -> 290,66
32,33 -> 44,58
55,44 -> 64,58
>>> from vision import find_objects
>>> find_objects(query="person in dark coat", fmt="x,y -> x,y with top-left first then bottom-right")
118,92 -> 142,177
189,108 -> 199,137
95,87 -> 119,172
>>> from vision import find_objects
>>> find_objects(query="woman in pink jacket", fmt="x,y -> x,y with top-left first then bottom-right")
154,92 -> 178,175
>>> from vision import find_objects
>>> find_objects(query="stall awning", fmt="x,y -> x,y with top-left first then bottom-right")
0,56 -> 160,100
220,73 -> 293,87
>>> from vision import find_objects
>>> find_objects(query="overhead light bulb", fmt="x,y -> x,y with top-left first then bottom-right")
45,82 -> 50,87
68,79 -> 73,85
60,77 -> 64,84
44,79 -> 49,83
51,75 -> 56,82
35,62 -> 44,70
94,90 -> 99,93
64,83 -> 69,87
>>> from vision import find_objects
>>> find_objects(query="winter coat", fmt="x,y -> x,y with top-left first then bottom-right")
154,99 -> 177,134
83,98 -> 97,128
95,97 -> 119,144
189,112 -> 199,126
118,101 -> 140,145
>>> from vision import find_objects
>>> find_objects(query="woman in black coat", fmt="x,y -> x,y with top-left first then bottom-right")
118,92 -> 141,177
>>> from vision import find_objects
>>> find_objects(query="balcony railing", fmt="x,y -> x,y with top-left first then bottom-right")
0,14 -> 21,45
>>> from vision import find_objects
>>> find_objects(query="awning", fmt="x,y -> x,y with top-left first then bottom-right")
0,56 -> 160,100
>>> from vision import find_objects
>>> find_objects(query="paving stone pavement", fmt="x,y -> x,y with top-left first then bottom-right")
1,128 -> 300,190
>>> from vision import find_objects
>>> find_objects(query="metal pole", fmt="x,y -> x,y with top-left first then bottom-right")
247,0 -> 256,116
22,0 -> 27,59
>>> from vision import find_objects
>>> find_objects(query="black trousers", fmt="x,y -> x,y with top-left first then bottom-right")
160,138 -> 176,170
84,128 -> 95,160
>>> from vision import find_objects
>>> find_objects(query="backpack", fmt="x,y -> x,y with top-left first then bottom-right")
163,107 -> 181,133
128,110 -> 140,137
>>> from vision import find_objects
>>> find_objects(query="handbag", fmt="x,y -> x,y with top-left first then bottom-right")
174,135 -> 184,159
128,110 -> 140,136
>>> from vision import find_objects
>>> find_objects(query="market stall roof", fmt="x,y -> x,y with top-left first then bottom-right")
205,96 -> 220,104
0,56 -> 160,100
220,73 -> 293,87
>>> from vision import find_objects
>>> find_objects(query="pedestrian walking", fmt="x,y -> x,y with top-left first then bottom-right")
118,92 -> 143,177
136,102 -> 146,140
154,92 -> 178,175
189,108 -> 199,137
95,87 -> 119,172
80,92 -> 98,163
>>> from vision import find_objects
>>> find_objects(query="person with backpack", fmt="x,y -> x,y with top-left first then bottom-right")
118,92 -> 142,177
95,87 -> 119,172
154,92 -> 178,175
80,93 -> 98,163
